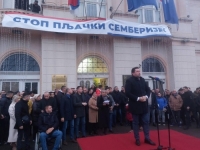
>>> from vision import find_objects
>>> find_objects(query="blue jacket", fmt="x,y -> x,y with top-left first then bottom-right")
156,96 -> 167,110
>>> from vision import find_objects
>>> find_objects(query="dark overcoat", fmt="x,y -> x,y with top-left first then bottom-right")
97,96 -> 112,128
125,76 -> 150,115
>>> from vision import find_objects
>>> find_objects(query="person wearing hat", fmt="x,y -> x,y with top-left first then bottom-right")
15,92 -> 32,150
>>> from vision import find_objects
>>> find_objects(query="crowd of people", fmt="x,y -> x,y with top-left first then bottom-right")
0,82 -> 200,149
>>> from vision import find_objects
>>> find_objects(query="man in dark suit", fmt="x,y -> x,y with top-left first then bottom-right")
73,86 -> 87,138
125,67 -> 155,146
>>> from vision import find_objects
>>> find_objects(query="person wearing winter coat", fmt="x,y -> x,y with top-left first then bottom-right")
60,88 -> 76,145
156,93 -> 167,125
111,86 -> 123,126
31,94 -> 42,140
15,92 -> 32,150
38,105 -> 62,150
0,91 -> 14,145
97,90 -> 112,135
7,95 -> 20,150
73,86 -> 87,138
88,92 -> 98,135
169,90 -> 183,126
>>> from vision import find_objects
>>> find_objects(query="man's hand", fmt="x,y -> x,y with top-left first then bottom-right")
82,102 -> 87,106
138,97 -> 145,102
142,96 -> 147,101
61,118 -> 64,122
41,110 -> 44,113
46,127 -> 54,134
19,126 -> 23,129
116,104 -> 119,106
30,121 -> 32,125
74,115 -> 77,118
0,114 -> 4,119
187,106 -> 190,110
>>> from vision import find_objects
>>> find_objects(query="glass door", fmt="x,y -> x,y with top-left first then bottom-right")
25,82 -> 38,93
2,82 -> 19,92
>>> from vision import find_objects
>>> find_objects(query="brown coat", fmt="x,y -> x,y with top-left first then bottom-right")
169,94 -> 183,111
88,97 -> 98,123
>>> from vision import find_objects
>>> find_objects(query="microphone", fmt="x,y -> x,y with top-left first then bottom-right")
148,76 -> 165,84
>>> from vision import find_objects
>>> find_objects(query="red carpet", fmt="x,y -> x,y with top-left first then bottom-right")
77,130 -> 200,150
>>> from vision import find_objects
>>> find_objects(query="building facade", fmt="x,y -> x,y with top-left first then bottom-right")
0,0 -> 200,93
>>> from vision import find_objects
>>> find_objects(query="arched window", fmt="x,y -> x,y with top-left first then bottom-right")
78,56 -> 108,73
85,81 -> 90,89
142,57 -> 164,72
80,81 -> 84,87
0,53 -> 40,71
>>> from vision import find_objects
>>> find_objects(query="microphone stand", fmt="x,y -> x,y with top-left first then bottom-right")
159,82 -> 175,150
150,79 -> 168,150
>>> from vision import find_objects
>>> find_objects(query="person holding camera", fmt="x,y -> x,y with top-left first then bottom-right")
15,92 -> 32,150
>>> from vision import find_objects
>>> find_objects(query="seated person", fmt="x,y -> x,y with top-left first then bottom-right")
38,105 -> 62,150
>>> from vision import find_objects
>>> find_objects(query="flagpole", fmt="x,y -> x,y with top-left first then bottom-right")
99,0 -> 104,18
110,0 -> 124,19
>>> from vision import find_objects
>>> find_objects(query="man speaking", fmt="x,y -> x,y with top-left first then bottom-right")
125,67 -> 155,146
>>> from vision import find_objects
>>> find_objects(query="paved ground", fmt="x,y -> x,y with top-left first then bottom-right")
1,122 -> 200,150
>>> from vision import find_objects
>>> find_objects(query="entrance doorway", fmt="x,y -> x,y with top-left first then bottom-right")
77,56 -> 109,89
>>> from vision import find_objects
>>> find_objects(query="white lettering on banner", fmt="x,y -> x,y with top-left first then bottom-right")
2,13 -> 171,38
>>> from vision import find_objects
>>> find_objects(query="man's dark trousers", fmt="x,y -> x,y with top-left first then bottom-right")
132,113 -> 149,140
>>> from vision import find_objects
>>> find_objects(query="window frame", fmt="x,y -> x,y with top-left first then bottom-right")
0,53 -> 40,72
137,3 -> 162,24
76,0 -> 107,18
142,57 -> 165,73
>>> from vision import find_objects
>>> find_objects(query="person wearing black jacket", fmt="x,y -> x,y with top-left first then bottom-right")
15,92 -> 32,150
125,67 -> 155,146
112,86 -> 123,126
0,91 -> 13,145
73,86 -> 87,138
182,87 -> 198,130
38,105 -> 62,150
83,88 -> 90,132
56,86 -> 66,129
121,86 -> 128,123
97,90 -> 112,134
60,88 -> 76,145
31,94 -> 42,140
29,0 -> 41,13
40,92 -> 57,113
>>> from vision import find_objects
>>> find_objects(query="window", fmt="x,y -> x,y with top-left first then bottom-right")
80,81 -> 84,87
78,56 -> 108,73
75,0 -> 106,18
2,82 -> 19,92
136,4 -> 161,23
25,82 -> 38,93
0,53 -> 40,71
142,57 -> 164,72
3,0 -> 42,12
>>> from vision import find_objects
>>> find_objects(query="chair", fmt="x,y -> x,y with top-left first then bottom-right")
34,132 -> 62,150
